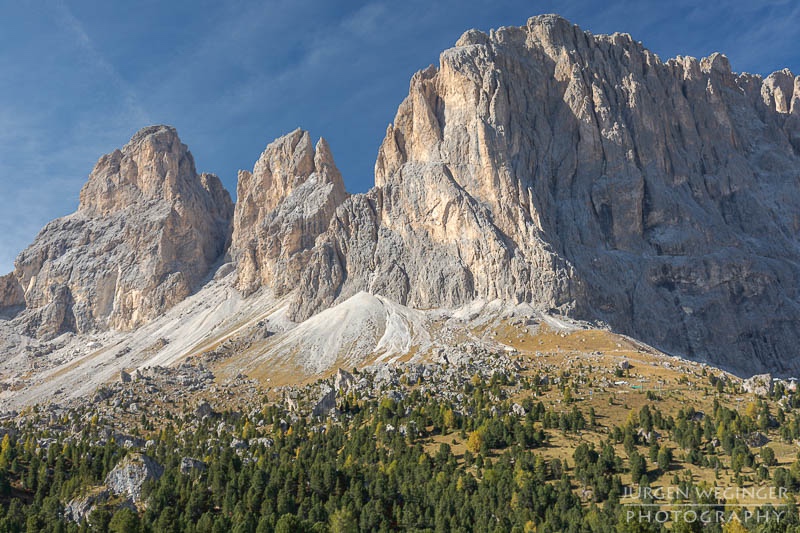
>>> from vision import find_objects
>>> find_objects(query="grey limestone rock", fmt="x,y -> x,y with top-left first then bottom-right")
105,453 -> 164,503
231,129 -> 347,296
743,374 -> 773,397
243,15 -> 800,376
9,125 -> 233,338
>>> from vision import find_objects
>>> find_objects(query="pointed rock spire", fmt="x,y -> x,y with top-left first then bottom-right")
231,129 -> 348,296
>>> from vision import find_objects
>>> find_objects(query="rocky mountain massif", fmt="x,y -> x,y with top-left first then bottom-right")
286,15 -> 800,374
1,14 -> 799,398
0,125 -> 233,338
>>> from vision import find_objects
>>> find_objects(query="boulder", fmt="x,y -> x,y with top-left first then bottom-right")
105,453 -> 164,503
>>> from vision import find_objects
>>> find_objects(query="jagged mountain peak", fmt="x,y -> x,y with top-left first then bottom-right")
240,128 -> 345,213
77,125 -> 222,218
296,15 -> 800,375
6,125 -> 233,338
124,124 -> 181,148
231,129 -> 347,296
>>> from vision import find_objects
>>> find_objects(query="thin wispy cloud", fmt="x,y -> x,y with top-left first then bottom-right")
51,0 -> 151,131
0,1 -> 156,273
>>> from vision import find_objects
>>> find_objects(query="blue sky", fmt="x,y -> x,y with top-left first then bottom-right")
1,0 -> 798,274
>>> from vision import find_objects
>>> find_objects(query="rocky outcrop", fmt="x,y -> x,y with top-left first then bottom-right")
105,453 -> 164,502
10,126 -> 233,337
180,457 -> 207,475
743,374 -> 773,397
64,488 -> 111,523
0,273 -> 24,313
312,386 -> 337,417
231,129 -> 347,296
272,15 -> 800,376
334,368 -> 355,392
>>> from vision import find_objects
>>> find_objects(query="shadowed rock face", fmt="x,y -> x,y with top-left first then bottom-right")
10,126 -> 233,338
0,274 -> 23,305
278,15 -> 800,375
0,273 -> 24,317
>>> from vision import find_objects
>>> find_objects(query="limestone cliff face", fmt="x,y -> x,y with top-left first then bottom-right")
0,273 -> 24,313
231,129 -> 347,296
11,126 -> 233,338
287,15 -> 800,375
4,15 -> 800,377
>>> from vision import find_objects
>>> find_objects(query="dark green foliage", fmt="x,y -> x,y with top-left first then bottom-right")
3,373 -> 800,532
0,390 -> 594,532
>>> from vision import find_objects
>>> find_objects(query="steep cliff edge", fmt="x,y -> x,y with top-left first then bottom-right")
8,125 -> 233,338
231,129 -> 347,297
286,15 -> 800,375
